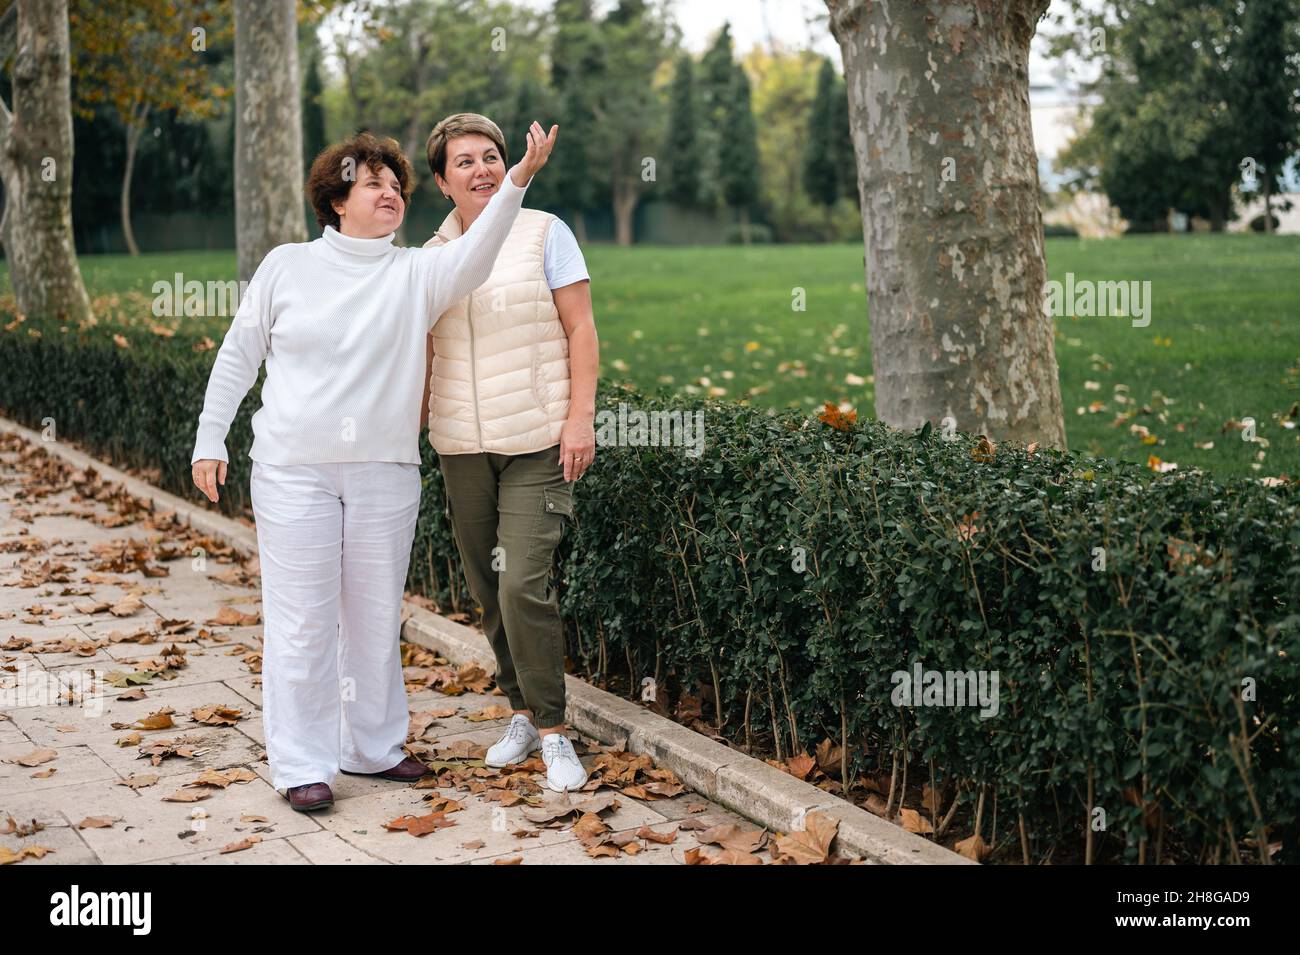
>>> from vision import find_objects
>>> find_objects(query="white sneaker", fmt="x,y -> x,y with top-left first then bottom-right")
541,732 -> 589,792
485,714 -> 540,768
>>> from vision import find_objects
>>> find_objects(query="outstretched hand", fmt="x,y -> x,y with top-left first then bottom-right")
508,121 -> 559,188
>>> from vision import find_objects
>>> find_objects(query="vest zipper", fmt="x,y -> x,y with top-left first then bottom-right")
468,290 -> 483,451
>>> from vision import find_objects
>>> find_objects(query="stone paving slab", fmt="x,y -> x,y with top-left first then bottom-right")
0,741 -> 122,797
0,814 -> 101,865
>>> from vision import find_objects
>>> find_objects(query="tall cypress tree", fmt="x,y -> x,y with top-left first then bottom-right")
804,58 -> 840,211
550,0 -> 600,240
700,23 -> 735,115
696,23 -> 736,208
665,55 -> 702,206
719,64 -> 760,242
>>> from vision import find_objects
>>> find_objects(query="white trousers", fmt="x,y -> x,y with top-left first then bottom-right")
250,459 -> 422,791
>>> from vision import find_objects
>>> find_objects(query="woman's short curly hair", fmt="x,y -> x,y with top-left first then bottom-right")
425,112 -> 508,180
305,132 -> 415,230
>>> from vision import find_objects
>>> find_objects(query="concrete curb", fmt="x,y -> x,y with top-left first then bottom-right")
1,414 -> 970,865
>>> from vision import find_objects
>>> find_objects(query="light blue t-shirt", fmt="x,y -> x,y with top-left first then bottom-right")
543,218 -> 590,290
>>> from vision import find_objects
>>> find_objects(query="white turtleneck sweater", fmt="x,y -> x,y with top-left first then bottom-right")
190,174 -> 530,467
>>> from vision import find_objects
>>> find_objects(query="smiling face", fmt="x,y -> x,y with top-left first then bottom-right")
434,134 -> 506,220
330,161 -> 404,238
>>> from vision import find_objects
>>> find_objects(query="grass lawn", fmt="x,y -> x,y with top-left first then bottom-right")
3,233 -> 1297,479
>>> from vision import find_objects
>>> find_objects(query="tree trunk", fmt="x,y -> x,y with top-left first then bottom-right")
572,210 -> 587,245
739,206 -> 751,245
612,176 -> 638,246
826,0 -> 1065,448
1263,174 -> 1274,235
394,124 -> 425,247
234,0 -> 306,282
1209,199 -> 1225,233
0,0 -> 92,324
120,116 -> 143,257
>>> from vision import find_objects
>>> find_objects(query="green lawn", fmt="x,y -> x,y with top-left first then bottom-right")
4,233 -> 1298,479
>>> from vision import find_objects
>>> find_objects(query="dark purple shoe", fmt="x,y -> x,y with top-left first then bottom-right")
287,782 -> 333,811
341,756 -> 432,782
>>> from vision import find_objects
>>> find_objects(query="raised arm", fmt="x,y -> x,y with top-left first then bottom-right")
421,121 -> 558,323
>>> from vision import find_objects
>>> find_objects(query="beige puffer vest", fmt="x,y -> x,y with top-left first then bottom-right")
423,207 -> 570,455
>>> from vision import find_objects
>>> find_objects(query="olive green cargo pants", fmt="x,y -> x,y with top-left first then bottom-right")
436,442 -> 574,729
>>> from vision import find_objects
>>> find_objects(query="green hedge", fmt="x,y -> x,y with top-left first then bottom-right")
3,310 -> 1297,864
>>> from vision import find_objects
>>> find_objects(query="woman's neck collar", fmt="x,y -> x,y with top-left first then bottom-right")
322,224 -> 396,257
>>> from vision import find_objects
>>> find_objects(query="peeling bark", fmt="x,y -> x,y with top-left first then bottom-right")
234,0 -> 306,282
0,0 -> 93,324
826,0 -> 1066,448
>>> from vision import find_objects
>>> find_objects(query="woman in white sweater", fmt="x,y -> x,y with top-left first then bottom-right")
189,124 -> 557,812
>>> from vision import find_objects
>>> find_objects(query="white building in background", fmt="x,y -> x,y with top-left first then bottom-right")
1029,73 -> 1300,236
1029,79 -> 1127,237
1226,180 -> 1300,235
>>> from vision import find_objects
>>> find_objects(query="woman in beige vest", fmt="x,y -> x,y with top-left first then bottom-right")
420,113 -> 599,792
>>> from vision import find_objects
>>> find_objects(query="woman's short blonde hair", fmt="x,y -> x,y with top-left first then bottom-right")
425,113 -> 508,180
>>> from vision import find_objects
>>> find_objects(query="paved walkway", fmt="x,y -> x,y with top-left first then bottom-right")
0,432 -> 786,865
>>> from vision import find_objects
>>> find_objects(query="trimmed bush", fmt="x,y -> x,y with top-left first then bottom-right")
3,308 -> 1297,863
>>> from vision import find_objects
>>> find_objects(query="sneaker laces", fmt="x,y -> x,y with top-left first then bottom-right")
501,716 -> 532,746
543,735 -> 576,765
